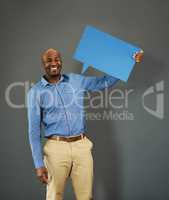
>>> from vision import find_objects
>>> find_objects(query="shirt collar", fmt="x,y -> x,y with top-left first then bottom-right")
41,74 -> 67,87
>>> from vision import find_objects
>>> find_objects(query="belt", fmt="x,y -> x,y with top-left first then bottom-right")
47,133 -> 86,142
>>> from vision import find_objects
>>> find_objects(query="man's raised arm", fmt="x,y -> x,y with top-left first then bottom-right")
80,74 -> 119,92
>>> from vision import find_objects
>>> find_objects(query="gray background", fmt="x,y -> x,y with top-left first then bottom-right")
1,0 -> 169,199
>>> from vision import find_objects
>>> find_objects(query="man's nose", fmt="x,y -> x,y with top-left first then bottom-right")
51,60 -> 57,66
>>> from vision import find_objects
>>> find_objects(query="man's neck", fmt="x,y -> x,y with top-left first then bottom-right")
44,74 -> 61,84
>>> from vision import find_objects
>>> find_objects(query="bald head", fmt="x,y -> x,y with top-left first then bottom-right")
41,48 -> 61,64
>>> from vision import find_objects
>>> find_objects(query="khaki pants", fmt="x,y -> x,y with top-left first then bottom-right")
43,136 -> 94,200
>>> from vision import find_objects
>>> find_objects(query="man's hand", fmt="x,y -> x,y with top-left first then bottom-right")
133,50 -> 144,63
35,167 -> 48,184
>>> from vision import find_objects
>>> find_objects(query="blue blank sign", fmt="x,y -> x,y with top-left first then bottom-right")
73,25 -> 142,82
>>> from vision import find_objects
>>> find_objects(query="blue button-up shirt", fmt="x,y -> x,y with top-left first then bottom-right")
27,73 -> 119,168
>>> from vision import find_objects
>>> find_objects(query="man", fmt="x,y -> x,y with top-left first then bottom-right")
27,48 -> 143,200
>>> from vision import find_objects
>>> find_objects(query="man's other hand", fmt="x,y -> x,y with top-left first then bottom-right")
36,167 -> 48,184
133,50 -> 144,63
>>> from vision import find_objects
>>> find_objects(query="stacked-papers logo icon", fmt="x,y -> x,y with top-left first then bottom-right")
142,81 -> 164,119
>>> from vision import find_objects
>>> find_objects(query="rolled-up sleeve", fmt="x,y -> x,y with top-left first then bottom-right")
80,74 -> 119,92
27,88 -> 44,169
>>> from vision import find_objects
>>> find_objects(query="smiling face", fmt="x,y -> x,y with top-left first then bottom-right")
42,48 -> 62,78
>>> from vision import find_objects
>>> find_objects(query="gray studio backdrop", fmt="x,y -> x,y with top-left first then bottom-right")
1,0 -> 169,200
